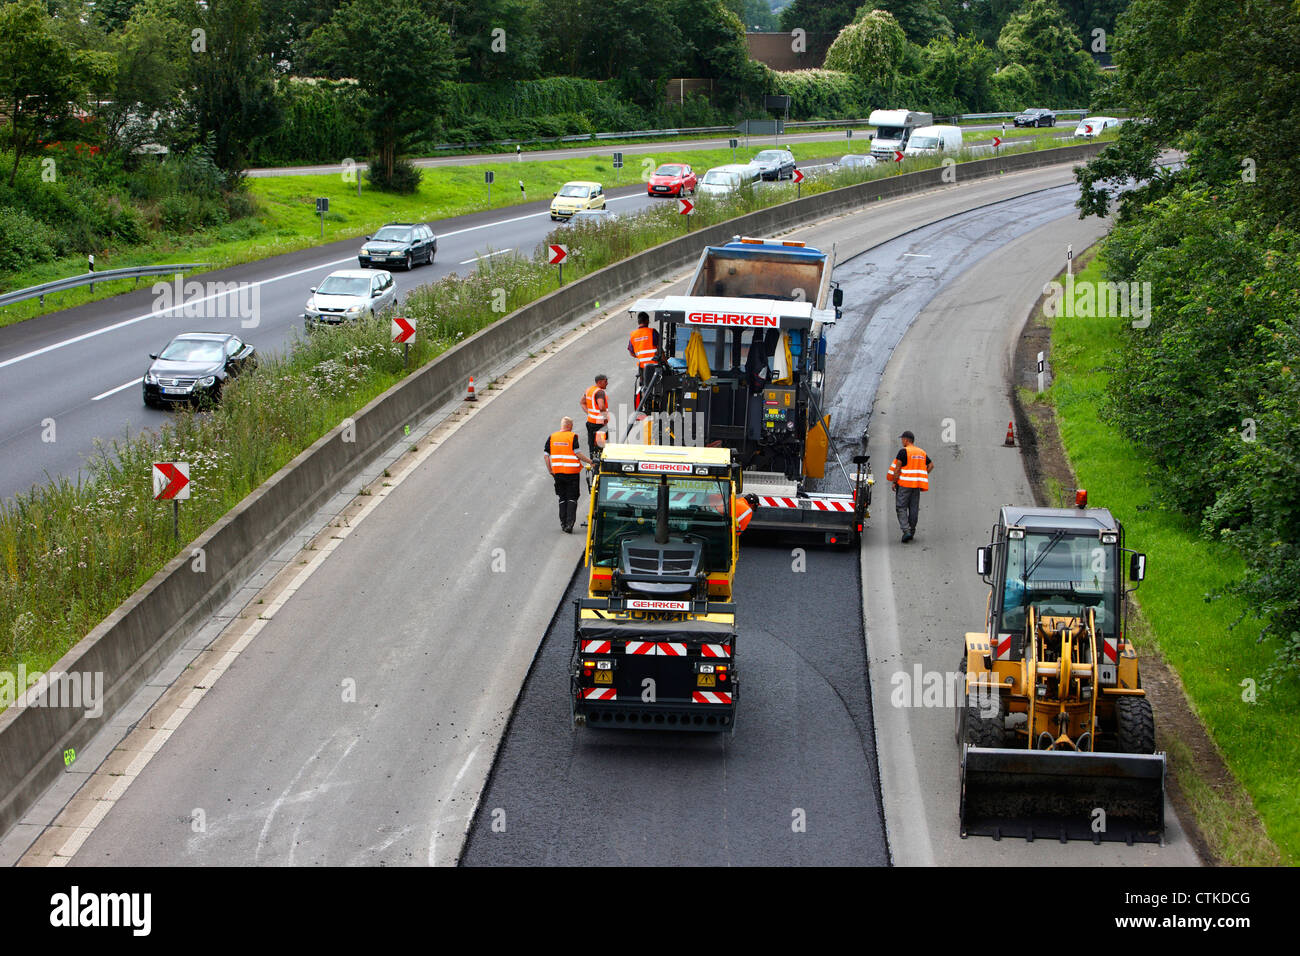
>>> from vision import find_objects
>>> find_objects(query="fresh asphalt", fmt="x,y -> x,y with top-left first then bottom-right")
14,161 -> 1198,866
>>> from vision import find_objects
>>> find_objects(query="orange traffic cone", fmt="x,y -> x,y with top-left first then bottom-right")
466,377 -> 478,402
1004,421 -> 1015,446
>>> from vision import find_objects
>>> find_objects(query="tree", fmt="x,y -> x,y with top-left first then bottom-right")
308,0 -> 459,182
996,0 -> 1099,107
261,0 -> 345,72
778,0 -> 860,38
0,0 -> 92,186
678,0 -> 769,102
920,35 -> 998,112
100,4 -> 189,153
939,0 -> 1023,46
875,0 -> 953,43
823,7 -> 909,90
431,0 -> 544,82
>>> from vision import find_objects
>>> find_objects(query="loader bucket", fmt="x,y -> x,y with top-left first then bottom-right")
960,745 -> 1166,844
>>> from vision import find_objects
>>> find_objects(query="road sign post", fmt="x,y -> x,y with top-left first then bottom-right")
792,167 -> 804,199
678,197 -> 693,231
613,151 -> 623,186
485,169 -> 494,205
392,316 -> 415,369
153,462 -> 191,543
549,243 -> 568,285
729,138 -> 738,163
992,135 -> 1003,154
315,197 -> 328,239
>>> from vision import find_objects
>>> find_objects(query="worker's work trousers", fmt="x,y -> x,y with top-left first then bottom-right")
895,485 -> 922,534
553,474 -> 581,530
586,423 -> 605,457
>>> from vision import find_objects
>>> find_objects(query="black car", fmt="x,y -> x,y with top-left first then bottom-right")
143,332 -> 257,408
1013,108 -> 1056,128
358,222 -> 437,270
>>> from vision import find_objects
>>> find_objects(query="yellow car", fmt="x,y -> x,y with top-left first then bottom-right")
550,181 -> 606,220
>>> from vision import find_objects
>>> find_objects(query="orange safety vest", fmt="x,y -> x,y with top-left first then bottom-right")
733,495 -> 754,533
548,431 -> 582,474
887,444 -> 930,490
629,326 -> 657,368
583,384 -> 608,424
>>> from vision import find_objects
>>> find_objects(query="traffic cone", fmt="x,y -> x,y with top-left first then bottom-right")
466,377 -> 478,402
1004,421 -> 1015,446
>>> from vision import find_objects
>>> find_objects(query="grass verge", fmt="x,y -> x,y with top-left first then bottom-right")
1042,249 -> 1295,864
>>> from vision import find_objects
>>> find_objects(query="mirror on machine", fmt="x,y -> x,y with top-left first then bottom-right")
832,287 -> 844,308
976,546 -> 991,576
1130,551 -> 1146,582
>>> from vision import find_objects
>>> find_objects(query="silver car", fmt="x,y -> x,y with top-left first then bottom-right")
304,269 -> 398,328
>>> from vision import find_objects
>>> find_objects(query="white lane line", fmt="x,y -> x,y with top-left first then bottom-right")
91,377 -> 142,401
458,248 -> 514,265
2,196 -> 656,372
902,253 -> 932,258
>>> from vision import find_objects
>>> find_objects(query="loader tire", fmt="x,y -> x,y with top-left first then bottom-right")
956,649 -> 1007,748
1115,695 -> 1156,754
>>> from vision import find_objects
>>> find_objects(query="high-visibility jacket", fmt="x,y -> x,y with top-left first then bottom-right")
733,495 -> 754,533
548,431 -> 582,474
583,384 -> 608,424
629,326 -> 657,368
886,444 -> 930,490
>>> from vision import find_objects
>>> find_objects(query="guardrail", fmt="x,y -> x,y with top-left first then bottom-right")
0,142 -> 1107,841
0,263 -> 207,311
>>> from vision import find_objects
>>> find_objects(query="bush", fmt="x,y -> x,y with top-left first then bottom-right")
0,207 -> 57,272
365,156 -> 422,193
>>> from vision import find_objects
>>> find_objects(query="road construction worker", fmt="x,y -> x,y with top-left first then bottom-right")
885,429 -> 933,543
734,494 -> 754,533
543,416 -> 593,533
581,373 -> 610,454
628,314 -> 660,410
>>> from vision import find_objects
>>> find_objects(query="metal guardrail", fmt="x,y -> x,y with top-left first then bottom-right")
0,262 -> 208,310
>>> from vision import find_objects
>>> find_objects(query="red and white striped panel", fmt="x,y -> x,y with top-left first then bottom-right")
692,691 -> 733,705
1102,638 -> 1118,664
700,643 -> 731,658
657,642 -> 687,656
583,688 -> 616,701
757,496 -> 801,509
582,640 -> 611,654
807,498 -> 853,512
994,634 -> 1014,661
625,641 -> 656,655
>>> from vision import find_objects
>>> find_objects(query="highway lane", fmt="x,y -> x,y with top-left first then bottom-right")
856,204 -> 1201,865
17,160 -> 1131,866
0,184 -> 669,501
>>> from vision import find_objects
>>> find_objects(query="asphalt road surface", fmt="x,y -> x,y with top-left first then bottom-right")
13,159 -> 1198,866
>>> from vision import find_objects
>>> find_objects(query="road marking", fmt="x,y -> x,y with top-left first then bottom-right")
458,249 -> 514,265
91,377 -> 142,401
902,253 -> 932,258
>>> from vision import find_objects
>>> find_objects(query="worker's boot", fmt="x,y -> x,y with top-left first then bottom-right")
558,499 -> 569,532
564,499 -> 579,533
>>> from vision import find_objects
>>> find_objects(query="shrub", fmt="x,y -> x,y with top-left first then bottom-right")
0,207 -> 58,271
365,156 -> 422,193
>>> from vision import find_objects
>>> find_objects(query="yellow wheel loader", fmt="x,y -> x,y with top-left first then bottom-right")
957,506 -> 1166,844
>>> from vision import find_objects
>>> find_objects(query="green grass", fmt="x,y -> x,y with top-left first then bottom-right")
1045,251 -> 1297,864
0,126 -> 1083,328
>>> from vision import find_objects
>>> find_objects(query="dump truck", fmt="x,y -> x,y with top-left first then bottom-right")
571,443 -> 744,731
627,237 -> 871,547
957,506 -> 1166,844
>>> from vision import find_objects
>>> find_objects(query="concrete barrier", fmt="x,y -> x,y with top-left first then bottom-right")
0,142 -> 1104,838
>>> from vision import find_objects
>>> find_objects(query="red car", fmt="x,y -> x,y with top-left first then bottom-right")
646,164 -> 697,197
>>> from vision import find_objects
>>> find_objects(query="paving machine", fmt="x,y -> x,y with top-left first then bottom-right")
628,237 -> 871,546
957,506 -> 1166,843
571,443 -> 744,731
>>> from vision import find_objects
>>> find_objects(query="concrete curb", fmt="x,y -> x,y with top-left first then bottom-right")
0,142 -> 1104,839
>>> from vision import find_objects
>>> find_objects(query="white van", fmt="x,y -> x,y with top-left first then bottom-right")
868,109 -> 933,159
698,163 -> 761,196
903,124 -> 963,157
1074,116 -> 1119,138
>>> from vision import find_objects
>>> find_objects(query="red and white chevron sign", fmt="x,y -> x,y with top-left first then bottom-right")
992,136 -> 1002,148
678,198 -> 694,215
692,691 -> 732,704
152,462 -> 190,500
792,169 -> 804,184
391,315 -> 415,344
548,244 -> 568,265
893,150 -> 904,162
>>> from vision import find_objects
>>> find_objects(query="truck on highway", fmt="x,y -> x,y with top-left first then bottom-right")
572,443 -> 745,731
626,237 -> 872,546
868,109 -> 934,160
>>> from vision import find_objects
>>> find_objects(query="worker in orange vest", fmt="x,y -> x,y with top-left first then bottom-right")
885,429 -> 933,543
733,494 -> 755,533
580,373 -> 610,455
628,314 -> 660,410
543,416 -> 593,533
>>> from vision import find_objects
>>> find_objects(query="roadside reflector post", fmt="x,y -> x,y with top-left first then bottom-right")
1037,351 -> 1046,393
1067,243 -> 1073,276
88,253 -> 94,293
485,169 -> 494,206
316,197 -> 328,239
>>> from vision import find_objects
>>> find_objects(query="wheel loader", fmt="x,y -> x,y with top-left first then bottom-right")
956,506 -> 1166,844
